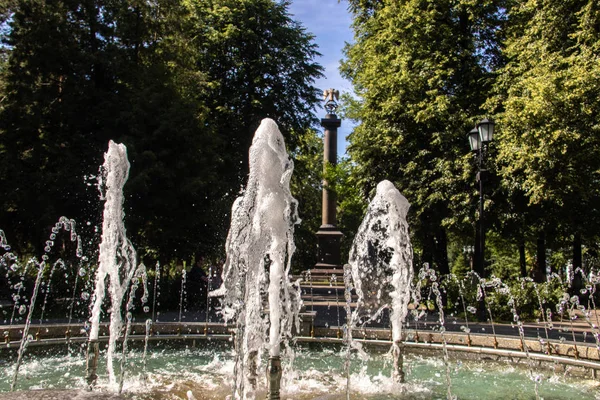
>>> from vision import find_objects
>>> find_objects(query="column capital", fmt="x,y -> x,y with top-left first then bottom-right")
321,115 -> 341,128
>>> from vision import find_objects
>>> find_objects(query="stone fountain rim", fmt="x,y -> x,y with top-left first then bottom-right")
2,321 -> 599,376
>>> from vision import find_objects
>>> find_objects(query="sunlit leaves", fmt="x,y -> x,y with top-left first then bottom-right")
342,0 -> 505,270
490,0 -> 600,237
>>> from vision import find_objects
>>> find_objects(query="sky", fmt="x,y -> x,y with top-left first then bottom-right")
287,1 -> 355,157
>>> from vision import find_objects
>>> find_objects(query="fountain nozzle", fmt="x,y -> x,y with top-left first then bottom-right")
85,339 -> 100,388
392,341 -> 406,383
266,356 -> 282,400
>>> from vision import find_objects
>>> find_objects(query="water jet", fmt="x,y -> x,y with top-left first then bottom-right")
0,120 -> 599,399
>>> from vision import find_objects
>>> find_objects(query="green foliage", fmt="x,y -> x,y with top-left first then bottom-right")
442,273 -> 566,323
323,158 -> 368,261
486,232 -> 522,280
481,277 -> 565,322
342,0 -> 600,281
290,128 -> 323,272
0,0 -> 323,265
184,0 -> 323,190
341,0 -> 507,274
450,254 -> 471,278
487,0 -> 600,242
447,235 -> 472,277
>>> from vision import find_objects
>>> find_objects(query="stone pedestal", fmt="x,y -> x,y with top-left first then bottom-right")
315,225 -> 343,268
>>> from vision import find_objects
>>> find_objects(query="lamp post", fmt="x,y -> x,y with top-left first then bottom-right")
467,118 -> 495,279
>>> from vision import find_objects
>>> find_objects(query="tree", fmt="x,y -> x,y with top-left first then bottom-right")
488,0 -> 600,281
114,0 -> 224,263
0,0 -> 324,265
185,0 -> 324,192
0,0 -> 121,251
341,0 -> 507,275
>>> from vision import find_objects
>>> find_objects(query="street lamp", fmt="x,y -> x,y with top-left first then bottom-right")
467,118 -> 495,278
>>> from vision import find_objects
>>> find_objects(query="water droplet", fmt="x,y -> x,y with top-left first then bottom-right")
467,306 -> 477,314
81,292 -> 90,301
143,306 -> 150,313
76,237 -> 83,258
79,267 -> 86,277
18,305 -> 26,315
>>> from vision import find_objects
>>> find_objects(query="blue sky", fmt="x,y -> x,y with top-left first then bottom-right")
287,1 -> 355,157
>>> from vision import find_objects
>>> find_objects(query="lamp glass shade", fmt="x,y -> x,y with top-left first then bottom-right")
468,128 -> 480,151
478,118 -> 495,143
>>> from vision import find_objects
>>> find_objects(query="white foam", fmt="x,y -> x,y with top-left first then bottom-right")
348,180 -> 413,337
210,118 -> 300,398
88,141 -> 146,384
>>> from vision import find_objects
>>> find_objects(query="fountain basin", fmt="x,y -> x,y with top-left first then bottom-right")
3,321 -> 599,369
1,338 -> 599,399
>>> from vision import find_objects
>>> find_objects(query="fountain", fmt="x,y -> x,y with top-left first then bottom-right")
86,140 -> 148,390
344,180 -> 413,387
0,120 -> 599,399
209,118 -> 300,399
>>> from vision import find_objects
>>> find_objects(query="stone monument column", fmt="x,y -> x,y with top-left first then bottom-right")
315,89 -> 343,269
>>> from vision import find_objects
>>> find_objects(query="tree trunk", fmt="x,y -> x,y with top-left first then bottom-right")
572,232 -> 583,293
573,232 -> 582,270
434,228 -> 450,275
534,233 -> 546,283
421,233 -> 434,269
519,241 -> 527,278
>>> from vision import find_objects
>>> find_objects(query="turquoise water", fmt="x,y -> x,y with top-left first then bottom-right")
0,341 -> 598,399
